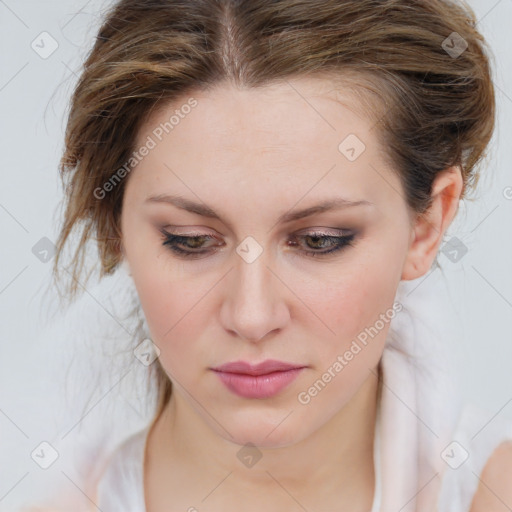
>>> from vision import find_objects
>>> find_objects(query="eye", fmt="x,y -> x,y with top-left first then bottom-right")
160,232 -> 221,258
159,229 -> 356,259
288,230 -> 356,257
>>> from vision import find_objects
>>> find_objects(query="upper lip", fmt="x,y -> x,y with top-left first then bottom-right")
212,359 -> 306,376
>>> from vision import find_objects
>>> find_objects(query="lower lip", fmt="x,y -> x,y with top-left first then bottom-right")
213,368 -> 304,399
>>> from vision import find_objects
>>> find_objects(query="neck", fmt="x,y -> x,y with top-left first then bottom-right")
149,365 -> 381,510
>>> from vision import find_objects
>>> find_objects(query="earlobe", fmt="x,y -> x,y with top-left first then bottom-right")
401,166 -> 463,281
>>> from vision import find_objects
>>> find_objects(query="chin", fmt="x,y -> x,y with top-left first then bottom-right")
213,413 -> 311,449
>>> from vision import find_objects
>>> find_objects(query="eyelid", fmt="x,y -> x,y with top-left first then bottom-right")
294,227 -> 352,236
161,226 -> 351,237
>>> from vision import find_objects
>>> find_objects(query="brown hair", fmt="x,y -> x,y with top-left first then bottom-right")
53,0 -> 496,421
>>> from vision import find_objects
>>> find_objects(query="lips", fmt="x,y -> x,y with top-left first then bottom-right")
212,359 -> 306,376
211,359 -> 307,399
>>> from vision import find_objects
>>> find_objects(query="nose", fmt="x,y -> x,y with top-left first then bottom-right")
220,251 -> 290,343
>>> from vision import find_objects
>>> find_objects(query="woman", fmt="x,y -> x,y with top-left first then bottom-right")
50,0 -> 512,510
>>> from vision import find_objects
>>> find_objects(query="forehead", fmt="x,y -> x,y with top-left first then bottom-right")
128,77 -> 399,215
136,75 -> 383,151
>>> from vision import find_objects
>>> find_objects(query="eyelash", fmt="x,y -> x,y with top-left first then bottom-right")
160,229 -> 356,259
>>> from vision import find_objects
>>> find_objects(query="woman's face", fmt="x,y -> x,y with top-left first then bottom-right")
120,77 -> 416,447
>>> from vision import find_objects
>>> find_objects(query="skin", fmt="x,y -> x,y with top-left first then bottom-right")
120,76 -> 463,511
469,440 -> 512,512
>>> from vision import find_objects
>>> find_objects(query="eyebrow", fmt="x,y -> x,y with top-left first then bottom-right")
145,193 -> 374,224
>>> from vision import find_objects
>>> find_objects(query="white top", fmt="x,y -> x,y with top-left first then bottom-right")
95,424 -> 148,512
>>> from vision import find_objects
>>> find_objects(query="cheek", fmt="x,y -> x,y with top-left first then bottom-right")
294,238 -> 404,402
122,209 -> 202,340
293,260 -> 400,418
304,249 -> 402,350
127,246 -> 216,375
132,265 -> 204,342
130,269 -> 211,389
121,222 -> 185,343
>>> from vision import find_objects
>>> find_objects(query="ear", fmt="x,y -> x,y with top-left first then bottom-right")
401,166 -> 463,281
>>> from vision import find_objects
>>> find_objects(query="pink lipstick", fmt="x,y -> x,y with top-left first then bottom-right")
211,360 -> 306,399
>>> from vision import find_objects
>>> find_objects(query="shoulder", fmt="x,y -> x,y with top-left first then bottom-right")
469,440 -> 512,512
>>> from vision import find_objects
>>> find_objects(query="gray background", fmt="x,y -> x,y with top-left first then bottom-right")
1,0 -> 511,509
